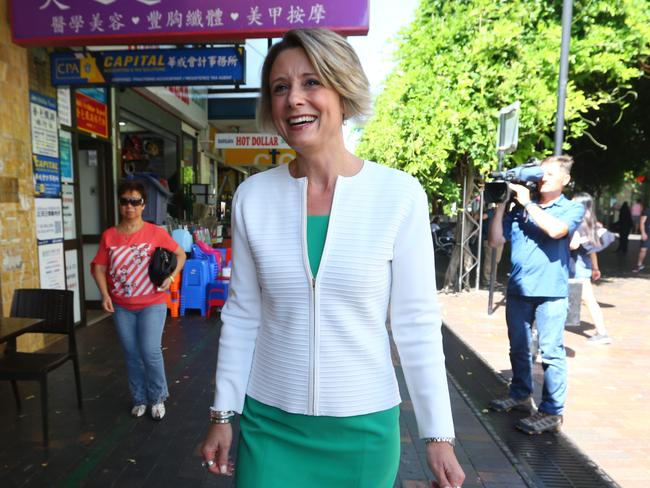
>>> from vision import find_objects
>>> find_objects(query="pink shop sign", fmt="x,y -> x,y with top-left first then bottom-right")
10,0 -> 369,47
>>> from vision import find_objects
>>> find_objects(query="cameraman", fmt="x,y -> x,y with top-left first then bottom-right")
487,155 -> 585,434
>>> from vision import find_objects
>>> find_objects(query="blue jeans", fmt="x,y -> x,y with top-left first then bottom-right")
113,304 -> 169,406
505,294 -> 568,415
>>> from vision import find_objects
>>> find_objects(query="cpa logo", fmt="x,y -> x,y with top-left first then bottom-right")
56,61 -> 80,77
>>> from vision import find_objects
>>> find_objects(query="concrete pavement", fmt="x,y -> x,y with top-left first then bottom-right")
438,236 -> 650,487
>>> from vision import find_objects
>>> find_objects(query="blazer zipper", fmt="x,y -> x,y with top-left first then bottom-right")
301,176 -> 342,415
300,180 -> 317,415
312,176 -> 341,414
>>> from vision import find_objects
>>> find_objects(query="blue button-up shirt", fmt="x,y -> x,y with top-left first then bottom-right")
504,195 -> 585,297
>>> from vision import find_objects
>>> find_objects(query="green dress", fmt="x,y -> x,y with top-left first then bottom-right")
235,216 -> 400,487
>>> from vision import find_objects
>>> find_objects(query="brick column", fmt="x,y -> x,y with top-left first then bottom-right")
0,0 -> 40,342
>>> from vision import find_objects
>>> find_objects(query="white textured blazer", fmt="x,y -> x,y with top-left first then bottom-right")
212,161 -> 455,438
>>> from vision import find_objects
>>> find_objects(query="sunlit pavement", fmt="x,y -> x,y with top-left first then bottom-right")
439,237 -> 650,487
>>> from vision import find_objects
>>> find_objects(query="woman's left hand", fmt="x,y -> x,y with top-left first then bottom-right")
158,277 -> 173,291
426,442 -> 465,488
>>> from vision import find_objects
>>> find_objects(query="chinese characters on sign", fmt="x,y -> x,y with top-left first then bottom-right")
38,241 -> 66,290
75,91 -> 109,138
62,184 -> 76,240
30,91 -> 62,197
30,91 -> 59,158
35,197 -> 64,241
65,249 -> 82,323
59,130 -> 74,182
33,154 -> 62,197
57,87 -> 72,126
11,0 -> 368,46
51,47 -> 245,86
29,90 -> 66,292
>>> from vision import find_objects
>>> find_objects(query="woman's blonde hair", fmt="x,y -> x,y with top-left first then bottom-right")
257,28 -> 371,132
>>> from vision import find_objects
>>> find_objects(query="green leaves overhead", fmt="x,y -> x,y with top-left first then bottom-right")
357,0 -> 649,211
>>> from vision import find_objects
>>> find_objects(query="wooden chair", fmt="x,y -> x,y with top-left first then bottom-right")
0,289 -> 82,446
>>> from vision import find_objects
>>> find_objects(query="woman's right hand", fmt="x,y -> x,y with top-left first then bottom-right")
201,423 -> 235,476
101,295 -> 114,313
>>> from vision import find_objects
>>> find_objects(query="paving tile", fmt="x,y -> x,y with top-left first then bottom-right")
0,306 -> 528,487
440,240 -> 650,486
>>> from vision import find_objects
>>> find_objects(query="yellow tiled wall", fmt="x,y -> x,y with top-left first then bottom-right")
0,0 -> 45,350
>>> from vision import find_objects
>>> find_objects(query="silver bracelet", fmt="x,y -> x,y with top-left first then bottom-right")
210,417 -> 233,424
209,409 -> 235,424
423,436 -> 456,447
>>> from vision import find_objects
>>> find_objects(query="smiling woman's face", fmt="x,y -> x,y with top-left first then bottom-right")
269,47 -> 344,153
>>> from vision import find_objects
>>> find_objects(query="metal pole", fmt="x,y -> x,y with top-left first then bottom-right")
488,150 -> 505,315
475,192 -> 484,291
553,0 -> 574,155
458,177 -> 467,291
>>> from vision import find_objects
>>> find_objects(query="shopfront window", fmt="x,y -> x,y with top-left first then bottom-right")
182,132 -> 197,179
118,114 -> 179,192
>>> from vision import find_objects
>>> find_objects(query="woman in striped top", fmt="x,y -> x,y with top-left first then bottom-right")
92,180 -> 185,420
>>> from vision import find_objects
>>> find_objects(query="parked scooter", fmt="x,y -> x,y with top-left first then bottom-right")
432,225 -> 455,256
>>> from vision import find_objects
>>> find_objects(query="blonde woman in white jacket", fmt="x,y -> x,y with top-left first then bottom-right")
201,28 -> 464,488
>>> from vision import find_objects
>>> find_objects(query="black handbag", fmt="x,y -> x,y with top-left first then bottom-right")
148,247 -> 177,287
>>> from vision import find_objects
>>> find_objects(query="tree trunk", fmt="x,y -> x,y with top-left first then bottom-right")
443,158 -> 476,292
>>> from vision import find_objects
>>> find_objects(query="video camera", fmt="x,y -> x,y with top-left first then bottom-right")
483,160 -> 544,205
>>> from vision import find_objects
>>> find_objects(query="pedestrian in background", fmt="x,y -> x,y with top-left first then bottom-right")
614,201 -> 633,254
631,199 -> 643,234
570,193 -> 611,344
91,180 -> 186,420
633,204 -> 649,273
488,156 -> 585,434
201,28 -> 464,488
481,206 -> 504,287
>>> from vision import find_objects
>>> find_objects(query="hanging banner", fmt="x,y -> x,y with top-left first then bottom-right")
35,197 -> 64,241
51,47 -> 245,86
38,240 -> 66,290
59,130 -> 74,182
78,87 -> 107,103
215,133 -> 291,149
33,154 -> 61,197
57,87 -> 72,126
30,91 -> 59,158
223,148 -> 295,166
76,91 -> 109,138
10,0 -> 368,47
62,184 -> 76,240
65,249 -> 81,323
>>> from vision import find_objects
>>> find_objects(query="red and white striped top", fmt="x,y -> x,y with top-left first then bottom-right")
108,242 -> 154,298
92,222 -> 179,310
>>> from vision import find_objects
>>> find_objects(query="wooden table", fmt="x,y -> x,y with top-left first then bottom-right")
0,317 -> 45,352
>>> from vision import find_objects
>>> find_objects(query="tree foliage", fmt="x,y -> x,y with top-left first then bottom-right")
571,76 -> 650,196
356,0 -> 650,212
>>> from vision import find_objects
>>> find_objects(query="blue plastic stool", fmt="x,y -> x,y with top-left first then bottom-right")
180,259 -> 210,316
191,244 -> 220,281
206,281 -> 229,318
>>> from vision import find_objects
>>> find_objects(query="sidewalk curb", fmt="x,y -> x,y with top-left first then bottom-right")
442,322 -> 621,488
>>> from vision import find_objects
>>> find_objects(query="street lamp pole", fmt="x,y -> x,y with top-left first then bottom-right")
554,0 -> 574,155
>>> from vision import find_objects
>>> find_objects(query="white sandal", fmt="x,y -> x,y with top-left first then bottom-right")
151,402 -> 166,420
131,404 -> 146,418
